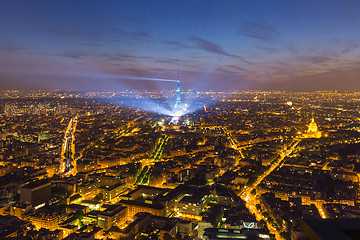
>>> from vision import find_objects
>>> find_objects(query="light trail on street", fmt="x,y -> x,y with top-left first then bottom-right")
240,139 -> 301,198
225,133 -> 301,240
60,115 -> 78,175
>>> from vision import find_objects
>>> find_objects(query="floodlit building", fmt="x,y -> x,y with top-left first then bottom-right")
28,211 -> 68,231
9,202 -> 32,220
97,204 -> 127,230
100,182 -> 127,202
174,185 -> 210,221
303,118 -> 321,138
119,199 -> 166,220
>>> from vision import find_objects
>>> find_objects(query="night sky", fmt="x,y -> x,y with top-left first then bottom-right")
1,0 -> 360,91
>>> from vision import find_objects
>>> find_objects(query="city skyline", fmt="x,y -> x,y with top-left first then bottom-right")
2,90 -> 360,240
1,0 -> 360,91
2,2 -> 360,239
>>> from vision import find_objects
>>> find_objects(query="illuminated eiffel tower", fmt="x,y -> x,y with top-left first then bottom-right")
173,81 -> 182,115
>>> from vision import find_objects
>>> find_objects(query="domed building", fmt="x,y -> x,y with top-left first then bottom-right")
304,118 -> 321,138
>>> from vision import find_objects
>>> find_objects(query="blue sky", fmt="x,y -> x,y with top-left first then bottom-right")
1,0 -> 360,91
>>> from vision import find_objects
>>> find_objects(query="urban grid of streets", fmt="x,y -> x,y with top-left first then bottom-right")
2,90 -> 360,239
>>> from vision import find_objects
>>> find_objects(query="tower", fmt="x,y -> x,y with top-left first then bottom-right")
173,81 -> 182,114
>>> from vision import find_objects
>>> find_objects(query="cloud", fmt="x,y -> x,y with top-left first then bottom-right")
109,54 -> 153,61
227,65 -> 248,71
78,42 -> 104,47
0,44 -> 27,52
251,54 -> 360,91
202,67 -> 255,90
189,36 -> 240,58
164,38 -> 240,58
38,27 -> 101,38
342,42 -> 359,54
256,64 -> 360,91
59,51 -> 90,59
114,67 -> 151,77
257,46 -> 279,53
296,55 -> 333,64
132,31 -> 150,38
238,20 -> 280,41
287,44 -> 300,54
58,51 -> 153,62
216,67 -> 234,74
164,40 -> 191,49
155,58 -> 192,64
342,6 -> 359,22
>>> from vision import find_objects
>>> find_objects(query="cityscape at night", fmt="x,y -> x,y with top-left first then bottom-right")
1,1 -> 360,240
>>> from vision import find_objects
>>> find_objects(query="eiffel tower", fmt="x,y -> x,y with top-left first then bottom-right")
174,81 -> 182,113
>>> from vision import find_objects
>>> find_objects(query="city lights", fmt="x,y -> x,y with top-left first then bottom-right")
1,0 -> 360,239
